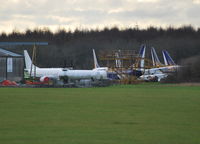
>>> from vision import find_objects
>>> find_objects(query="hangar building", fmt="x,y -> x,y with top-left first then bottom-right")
0,48 -> 24,82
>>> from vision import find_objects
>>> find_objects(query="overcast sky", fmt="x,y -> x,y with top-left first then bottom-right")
0,0 -> 200,33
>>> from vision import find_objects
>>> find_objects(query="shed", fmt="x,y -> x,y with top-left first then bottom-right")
0,48 -> 24,82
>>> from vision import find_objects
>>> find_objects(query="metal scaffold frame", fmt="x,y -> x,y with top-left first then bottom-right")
98,49 -> 154,84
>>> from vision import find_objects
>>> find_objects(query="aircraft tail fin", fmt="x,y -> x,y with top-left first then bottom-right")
151,47 -> 162,67
139,45 -> 146,58
24,50 -> 39,69
138,45 -> 146,68
162,50 -> 168,65
93,49 -> 100,68
162,50 -> 176,65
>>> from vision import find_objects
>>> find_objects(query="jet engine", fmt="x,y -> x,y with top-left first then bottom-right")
40,76 -> 50,83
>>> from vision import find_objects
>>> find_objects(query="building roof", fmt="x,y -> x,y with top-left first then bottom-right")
0,42 -> 48,46
0,48 -> 22,57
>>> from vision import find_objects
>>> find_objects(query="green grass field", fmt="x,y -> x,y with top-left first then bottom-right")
0,84 -> 200,144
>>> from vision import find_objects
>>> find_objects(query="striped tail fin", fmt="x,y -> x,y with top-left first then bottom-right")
138,45 -> 146,68
162,50 -> 176,66
151,47 -> 162,67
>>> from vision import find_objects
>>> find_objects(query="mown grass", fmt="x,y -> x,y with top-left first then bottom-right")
0,84 -> 200,144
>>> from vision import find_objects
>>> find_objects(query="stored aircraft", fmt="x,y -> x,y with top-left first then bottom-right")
139,47 -> 178,81
24,50 -> 107,83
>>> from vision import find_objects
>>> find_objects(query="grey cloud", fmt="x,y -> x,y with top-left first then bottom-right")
51,9 -> 107,24
186,4 -> 200,18
108,5 -> 178,20
1,0 -> 200,32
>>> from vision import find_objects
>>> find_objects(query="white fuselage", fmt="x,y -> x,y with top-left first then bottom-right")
138,65 -> 179,82
24,50 -> 107,81
143,65 -> 179,75
27,68 -> 63,79
158,65 -> 179,73
139,73 -> 168,82
27,67 -> 107,80
63,69 -> 107,80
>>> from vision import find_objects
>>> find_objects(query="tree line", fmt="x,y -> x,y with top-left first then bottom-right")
1,26 -> 200,82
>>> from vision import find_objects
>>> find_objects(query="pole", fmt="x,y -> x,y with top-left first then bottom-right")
29,44 -> 36,78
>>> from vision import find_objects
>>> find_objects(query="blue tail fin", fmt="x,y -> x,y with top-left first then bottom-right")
151,47 -> 162,66
138,45 -> 146,68
162,50 -> 175,65
139,45 -> 145,58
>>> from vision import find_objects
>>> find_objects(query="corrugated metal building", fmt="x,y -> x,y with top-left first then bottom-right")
0,48 -> 24,82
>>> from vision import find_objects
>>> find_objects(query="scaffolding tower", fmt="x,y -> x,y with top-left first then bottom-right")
99,49 -> 153,84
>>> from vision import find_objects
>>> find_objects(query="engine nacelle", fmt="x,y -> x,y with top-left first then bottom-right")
93,70 -> 107,80
40,76 -> 50,83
